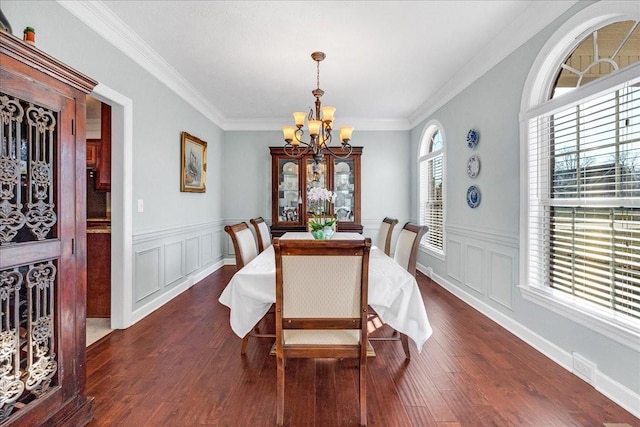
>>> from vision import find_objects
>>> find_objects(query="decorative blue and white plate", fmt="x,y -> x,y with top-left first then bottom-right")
467,185 -> 481,208
466,129 -> 479,149
467,155 -> 480,178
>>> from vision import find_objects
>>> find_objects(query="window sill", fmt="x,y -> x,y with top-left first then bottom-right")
420,243 -> 444,261
519,285 -> 640,351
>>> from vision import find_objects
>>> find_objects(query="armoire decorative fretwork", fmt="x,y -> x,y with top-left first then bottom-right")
0,30 -> 97,426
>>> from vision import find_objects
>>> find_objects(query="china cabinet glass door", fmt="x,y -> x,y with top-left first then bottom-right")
333,159 -> 355,222
277,158 -> 301,224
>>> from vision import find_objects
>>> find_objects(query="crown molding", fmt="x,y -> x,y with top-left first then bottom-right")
57,0 -> 226,127
409,0 -> 579,127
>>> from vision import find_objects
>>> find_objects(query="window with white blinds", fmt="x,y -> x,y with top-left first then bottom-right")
419,127 -> 444,253
527,81 -> 640,320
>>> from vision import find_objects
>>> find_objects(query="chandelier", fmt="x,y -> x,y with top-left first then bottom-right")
282,51 -> 354,163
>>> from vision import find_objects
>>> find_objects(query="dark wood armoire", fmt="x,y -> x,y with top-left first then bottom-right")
0,30 -> 97,426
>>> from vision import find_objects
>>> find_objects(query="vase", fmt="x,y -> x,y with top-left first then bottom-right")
311,230 -> 324,240
23,26 -> 35,44
322,226 -> 334,239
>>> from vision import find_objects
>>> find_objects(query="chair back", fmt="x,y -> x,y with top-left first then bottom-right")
224,222 -> 258,269
393,223 -> 428,276
275,238 -> 371,350
250,217 -> 272,253
376,217 -> 398,256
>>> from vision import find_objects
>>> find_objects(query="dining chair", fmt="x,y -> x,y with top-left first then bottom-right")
274,238 -> 371,427
249,216 -> 272,253
376,217 -> 399,256
224,222 -> 274,354
369,222 -> 428,359
393,222 -> 429,277
224,222 -> 258,270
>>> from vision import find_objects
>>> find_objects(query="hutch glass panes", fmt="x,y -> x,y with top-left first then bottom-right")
333,159 -> 355,222
277,159 -> 300,223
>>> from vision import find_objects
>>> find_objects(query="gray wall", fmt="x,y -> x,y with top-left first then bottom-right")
411,0 -> 639,400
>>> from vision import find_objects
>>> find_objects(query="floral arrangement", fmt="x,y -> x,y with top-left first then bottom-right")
307,187 -> 336,215
307,187 -> 337,233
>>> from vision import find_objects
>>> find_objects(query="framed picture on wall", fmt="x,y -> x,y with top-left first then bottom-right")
180,131 -> 207,193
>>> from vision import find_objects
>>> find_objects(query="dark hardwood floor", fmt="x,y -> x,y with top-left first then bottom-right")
86,266 -> 638,426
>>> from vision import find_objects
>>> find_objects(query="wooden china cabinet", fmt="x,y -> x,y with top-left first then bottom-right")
270,146 -> 363,237
0,31 -> 97,426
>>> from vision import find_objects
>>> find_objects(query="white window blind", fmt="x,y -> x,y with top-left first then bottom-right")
527,82 -> 640,320
419,129 -> 444,253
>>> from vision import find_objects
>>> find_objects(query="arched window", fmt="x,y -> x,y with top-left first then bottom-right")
418,122 -> 445,255
521,2 -> 640,340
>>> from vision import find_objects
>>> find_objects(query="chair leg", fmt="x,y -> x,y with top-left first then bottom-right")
240,335 -> 250,355
276,354 -> 285,426
401,333 -> 410,360
360,356 -> 367,426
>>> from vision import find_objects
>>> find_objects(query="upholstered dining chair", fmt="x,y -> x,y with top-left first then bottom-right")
274,238 -> 371,427
376,217 -> 399,256
224,222 -> 258,270
369,222 -> 428,359
224,222 -> 273,354
393,222 -> 429,277
249,216 -> 272,253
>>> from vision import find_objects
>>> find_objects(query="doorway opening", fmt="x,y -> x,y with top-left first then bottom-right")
85,83 -> 133,344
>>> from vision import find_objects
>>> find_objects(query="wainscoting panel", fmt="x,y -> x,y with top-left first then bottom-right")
164,240 -> 184,287
464,244 -> 484,294
488,250 -> 514,309
446,239 -> 463,283
134,247 -> 162,302
200,232 -> 215,266
185,236 -> 200,275
227,234 -> 235,256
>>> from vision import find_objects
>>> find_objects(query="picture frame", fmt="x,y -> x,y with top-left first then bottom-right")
180,131 -> 207,193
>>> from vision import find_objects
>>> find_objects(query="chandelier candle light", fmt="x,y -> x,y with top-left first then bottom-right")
282,52 -> 354,163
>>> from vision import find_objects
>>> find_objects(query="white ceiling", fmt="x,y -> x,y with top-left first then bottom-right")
65,1 -> 578,131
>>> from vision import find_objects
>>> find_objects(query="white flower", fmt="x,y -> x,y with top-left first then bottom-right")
307,187 -> 336,203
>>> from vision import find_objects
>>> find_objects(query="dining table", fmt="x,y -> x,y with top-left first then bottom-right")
218,232 -> 433,352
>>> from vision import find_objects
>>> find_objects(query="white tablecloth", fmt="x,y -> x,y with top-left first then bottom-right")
218,232 -> 433,352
